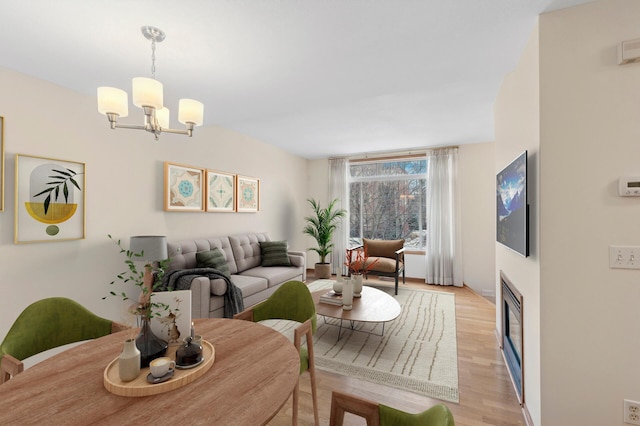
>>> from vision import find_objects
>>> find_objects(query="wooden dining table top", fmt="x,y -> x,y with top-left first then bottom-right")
0,318 -> 300,426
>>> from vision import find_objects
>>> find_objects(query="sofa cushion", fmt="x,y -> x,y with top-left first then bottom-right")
195,248 -> 230,276
240,265 -> 303,288
230,274 -> 268,298
365,257 -> 402,273
229,233 -> 270,273
260,241 -> 291,267
363,238 -> 404,259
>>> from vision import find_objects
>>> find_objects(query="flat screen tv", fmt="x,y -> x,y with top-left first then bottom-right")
496,151 -> 529,257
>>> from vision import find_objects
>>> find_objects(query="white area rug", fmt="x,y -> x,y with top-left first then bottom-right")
307,280 -> 459,403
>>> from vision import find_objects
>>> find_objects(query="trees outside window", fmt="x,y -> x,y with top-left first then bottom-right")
349,158 -> 427,249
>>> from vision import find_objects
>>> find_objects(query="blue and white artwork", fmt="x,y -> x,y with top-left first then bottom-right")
496,151 -> 528,257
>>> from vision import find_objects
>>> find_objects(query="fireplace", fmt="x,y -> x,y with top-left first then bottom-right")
500,271 -> 524,403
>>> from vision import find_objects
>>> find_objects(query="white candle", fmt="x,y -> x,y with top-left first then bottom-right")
190,322 -> 195,339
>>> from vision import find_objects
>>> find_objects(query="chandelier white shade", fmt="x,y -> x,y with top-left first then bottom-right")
97,26 -> 204,140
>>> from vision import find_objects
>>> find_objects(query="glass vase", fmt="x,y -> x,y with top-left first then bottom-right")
136,314 -> 168,368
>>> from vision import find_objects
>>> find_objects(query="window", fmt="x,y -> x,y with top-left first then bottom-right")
349,157 -> 427,249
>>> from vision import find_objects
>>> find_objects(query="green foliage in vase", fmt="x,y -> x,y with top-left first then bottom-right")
104,234 -> 171,319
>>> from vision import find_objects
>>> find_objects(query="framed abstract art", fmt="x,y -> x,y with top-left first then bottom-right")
206,170 -> 236,212
15,154 -> 86,244
236,175 -> 260,212
164,162 -> 204,212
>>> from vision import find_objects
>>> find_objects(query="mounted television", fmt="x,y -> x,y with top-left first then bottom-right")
496,151 -> 529,257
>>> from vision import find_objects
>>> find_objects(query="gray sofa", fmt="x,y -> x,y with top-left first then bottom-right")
165,232 -> 306,318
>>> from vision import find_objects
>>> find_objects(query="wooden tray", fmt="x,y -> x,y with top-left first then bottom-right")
103,340 -> 215,397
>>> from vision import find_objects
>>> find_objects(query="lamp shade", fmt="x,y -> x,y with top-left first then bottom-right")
97,87 -> 129,117
129,236 -> 168,262
178,99 -> 204,126
132,77 -> 163,109
156,107 -> 170,129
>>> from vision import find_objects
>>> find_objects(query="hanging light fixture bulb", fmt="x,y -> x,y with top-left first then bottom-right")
97,26 -> 204,140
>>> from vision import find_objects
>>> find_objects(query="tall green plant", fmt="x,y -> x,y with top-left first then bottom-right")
303,198 -> 346,264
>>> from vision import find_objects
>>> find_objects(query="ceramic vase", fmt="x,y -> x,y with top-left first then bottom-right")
119,338 -> 141,382
353,274 -> 363,297
342,279 -> 353,310
333,280 -> 343,294
136,314 -> 168,368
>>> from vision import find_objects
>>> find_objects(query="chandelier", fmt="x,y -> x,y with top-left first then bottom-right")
97,26 -> 204,140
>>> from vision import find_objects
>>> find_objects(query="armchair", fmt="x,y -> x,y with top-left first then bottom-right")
0,297 -> 128,384
349,238 -> 405,295
329,390 -> 455,426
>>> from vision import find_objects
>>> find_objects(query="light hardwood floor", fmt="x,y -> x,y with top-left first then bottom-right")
267,274 -> 526,426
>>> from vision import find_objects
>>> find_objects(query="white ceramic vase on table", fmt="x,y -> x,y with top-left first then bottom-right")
119,338 -> 141,382
352,274 -> 363,297
342,279 -> 353,310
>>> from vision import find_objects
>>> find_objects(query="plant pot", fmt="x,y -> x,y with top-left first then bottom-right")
315,263 -> 332,279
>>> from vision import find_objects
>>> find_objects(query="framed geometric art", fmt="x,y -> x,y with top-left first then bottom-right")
206,170 -> 236,212
236,175 -> 260,212
164,162 -> 204,212
15,154 -> 86,244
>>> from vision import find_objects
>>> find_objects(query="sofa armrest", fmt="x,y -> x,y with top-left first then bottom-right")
288,250 -> 307,281
189,276 -> 211,319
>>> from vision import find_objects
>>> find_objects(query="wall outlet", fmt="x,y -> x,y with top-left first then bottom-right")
624,399 -> 640,425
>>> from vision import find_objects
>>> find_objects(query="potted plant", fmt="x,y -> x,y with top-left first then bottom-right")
303,198 -> 346,279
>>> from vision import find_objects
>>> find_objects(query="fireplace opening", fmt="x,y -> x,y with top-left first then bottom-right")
501,271 -> 524,403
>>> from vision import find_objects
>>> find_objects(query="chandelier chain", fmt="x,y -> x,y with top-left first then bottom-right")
150,38 -> 156,78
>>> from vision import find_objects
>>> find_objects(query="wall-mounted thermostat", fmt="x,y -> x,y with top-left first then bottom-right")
618,177 -> 640,196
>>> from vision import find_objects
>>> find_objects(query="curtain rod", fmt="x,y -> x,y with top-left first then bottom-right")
329,145 -> 459,162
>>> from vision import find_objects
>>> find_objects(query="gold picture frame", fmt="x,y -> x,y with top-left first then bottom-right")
236,175 -> 260,213
164,162 -> 204,212
15,154 -> 86,244
206,170 -> 236,212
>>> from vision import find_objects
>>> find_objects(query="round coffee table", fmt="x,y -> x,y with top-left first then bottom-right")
312,285 -> 401,340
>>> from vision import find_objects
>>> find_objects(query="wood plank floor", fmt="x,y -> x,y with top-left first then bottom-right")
267,274 -> 526,426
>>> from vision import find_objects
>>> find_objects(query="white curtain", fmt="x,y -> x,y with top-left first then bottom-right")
329,158 -> 349,277
425,148 -> 463,286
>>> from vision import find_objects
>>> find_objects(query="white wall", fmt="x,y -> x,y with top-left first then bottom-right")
459,142 -> 496,296
495,1 -> 640,424
0,66 -> 308,339
538,1 -> 640,424
494,23 -> 542,424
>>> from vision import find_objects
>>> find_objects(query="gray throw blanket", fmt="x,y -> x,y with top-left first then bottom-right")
159,268 -> 244,318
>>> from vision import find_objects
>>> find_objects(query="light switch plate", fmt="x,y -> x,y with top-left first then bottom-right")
610,246 -> 640,270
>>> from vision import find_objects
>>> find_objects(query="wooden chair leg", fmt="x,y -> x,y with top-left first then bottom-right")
292,378 -> 300,426
306,328 -> 319,426
330,391 -> 380,426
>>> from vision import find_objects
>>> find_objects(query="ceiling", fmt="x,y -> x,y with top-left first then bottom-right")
0,0 -> 592,159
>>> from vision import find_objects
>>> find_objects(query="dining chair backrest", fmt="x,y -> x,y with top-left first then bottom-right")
251,280 -> 317,333
0,297 -> 127,383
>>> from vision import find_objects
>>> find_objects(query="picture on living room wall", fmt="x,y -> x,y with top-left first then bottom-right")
15,154 -> 85,244
0,116 -> 4,212
164,162 -> 204,212
150,290 -> 192,347
206,170 -> 236,212
236,175 -> 260,212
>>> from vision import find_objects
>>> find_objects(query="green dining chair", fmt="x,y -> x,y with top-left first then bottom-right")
234,280 -> 318,426
329,390 -> 455,426
0,297 -> 128,384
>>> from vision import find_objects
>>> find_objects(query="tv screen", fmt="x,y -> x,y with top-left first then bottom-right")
496,151 -> 529,257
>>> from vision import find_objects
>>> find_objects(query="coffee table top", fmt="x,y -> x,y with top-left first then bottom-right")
312,285 -> 401,323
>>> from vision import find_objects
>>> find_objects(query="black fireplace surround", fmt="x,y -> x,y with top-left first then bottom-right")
501,271 -> 523,403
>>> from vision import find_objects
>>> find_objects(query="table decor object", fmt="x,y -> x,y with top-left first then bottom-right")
104,340 -> 215,397
175,336 -> 203,367
332,280 -> 343,294
118,338 -> 141,382
344,247 -> 378,297
342,280 -> 353,310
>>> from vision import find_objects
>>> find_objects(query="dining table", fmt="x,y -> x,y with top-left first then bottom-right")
0,318 -> 300,425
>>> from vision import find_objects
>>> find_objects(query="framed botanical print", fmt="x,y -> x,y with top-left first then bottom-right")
236,175 -> 260,212
15,154 -> 86,244
150,290 -> 192,347
206,170 -> 236,212
164,162 -> 204,212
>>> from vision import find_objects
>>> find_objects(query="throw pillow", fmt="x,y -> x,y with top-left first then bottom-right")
260,241 -> 291,267
195,248 -> 230,276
